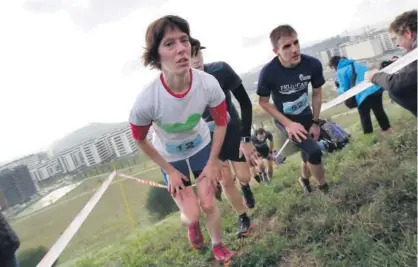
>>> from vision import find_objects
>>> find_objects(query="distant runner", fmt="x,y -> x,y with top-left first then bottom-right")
257,24 -> 329,194
251,127 -> 275,183
190,38 -> 257,238
129,15 -> 233,264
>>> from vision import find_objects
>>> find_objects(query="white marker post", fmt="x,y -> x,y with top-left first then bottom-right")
37,171 -> 117,267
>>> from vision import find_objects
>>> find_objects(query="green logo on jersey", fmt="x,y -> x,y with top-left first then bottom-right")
159,113 -> 201,133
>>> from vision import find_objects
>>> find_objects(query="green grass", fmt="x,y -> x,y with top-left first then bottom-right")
13,100 -> 416,267
66,107 -> 416,267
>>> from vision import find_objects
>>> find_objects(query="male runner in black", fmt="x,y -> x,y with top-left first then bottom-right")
257,24 -> 329,194
251,127 -> 274,183
190,38 -> 258,238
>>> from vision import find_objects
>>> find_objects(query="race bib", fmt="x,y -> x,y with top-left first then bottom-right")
165,134 -> 203,155
283,93 -> 309,115
206,112 -> 231,132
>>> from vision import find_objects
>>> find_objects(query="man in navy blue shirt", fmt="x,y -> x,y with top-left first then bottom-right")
257,24 -> 329,194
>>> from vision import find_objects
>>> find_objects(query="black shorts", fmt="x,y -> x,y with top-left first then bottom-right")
161,143 -> 211,187
274,117 -> 322,164
255,147 -> 270,159
211,123 -> 246,163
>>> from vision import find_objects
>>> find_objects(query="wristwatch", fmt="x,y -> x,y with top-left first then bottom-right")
241,136 -> 251,143
312,119 -> 320,125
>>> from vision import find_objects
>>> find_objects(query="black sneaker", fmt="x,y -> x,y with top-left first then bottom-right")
237,214 -> 252,238
215,182 -> 223,201
318,183 -> 329,194
298,177 -> 312,194
254,174 -> 261,184
241,183 -> 255,209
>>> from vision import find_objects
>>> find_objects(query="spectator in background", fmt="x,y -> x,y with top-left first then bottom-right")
0,212 -> 20,267
329,56 -> 392,135
365,9 -> 417,117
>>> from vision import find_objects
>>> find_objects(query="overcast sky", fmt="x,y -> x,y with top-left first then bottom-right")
0,0 -> 415,162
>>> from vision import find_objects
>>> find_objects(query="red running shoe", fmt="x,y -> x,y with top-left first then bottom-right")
212,243 -> 234,265
187,221 -> 204,249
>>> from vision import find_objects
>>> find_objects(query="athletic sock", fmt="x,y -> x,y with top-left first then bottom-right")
212,242 -> 221,248
240,183 -> 249,189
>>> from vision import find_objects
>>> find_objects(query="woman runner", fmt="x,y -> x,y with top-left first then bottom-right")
129,15 -> 233,264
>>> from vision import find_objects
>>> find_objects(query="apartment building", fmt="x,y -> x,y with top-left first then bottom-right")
30,158 -> 63,181
6,125 -> 154,184
340,37 -> 384,60
0,153 -> 48,171
376,31 -> 397,51
319,47 -> 341,66
0,165 -> 38,209
107,127 -> 139,157
56,147 -> 85,173
80,137 -> 113,167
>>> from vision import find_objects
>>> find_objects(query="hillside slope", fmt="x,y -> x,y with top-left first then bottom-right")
72,111 -> 417,267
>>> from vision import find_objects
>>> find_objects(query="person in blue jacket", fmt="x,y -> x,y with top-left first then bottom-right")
329,56 -> 392,135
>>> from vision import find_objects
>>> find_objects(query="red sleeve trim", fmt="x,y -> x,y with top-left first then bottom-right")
208,100 -> 227,126
130,123 -> 151,141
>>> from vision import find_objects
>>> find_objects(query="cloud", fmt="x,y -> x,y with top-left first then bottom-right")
23,0 -> 168,30
242,33 -> 269,48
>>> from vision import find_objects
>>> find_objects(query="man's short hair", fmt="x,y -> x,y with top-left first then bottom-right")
389,9 -> 417,35
255,127 -> 266,135
269,24 -> 297,49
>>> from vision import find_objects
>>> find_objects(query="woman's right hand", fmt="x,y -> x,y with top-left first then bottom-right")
285,121 -> 308,143
167,169 -> 189,199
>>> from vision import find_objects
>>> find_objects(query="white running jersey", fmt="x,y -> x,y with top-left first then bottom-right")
129,69 -> 225,162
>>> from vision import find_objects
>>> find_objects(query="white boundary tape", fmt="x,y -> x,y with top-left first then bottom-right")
37,171 -> 117,267
277,48 -> 417,153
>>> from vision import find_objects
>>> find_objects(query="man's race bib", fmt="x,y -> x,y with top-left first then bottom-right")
283,93 -> 309,115
206,112 -> 231,132
165,134 -> 203,155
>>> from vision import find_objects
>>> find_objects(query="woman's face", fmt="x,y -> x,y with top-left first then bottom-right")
158,27 -> 191,75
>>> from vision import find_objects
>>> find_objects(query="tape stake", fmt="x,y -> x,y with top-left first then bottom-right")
321,48 -> 417,113
276,138 -> 290,156
37,171 -> 117,267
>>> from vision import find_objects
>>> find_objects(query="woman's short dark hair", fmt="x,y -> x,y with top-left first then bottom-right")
389,9 -> 417,35
328,55 -> 346,69
142,15 -> 191,70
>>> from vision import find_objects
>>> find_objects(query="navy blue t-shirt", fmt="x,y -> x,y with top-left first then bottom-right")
257,54 -> 325,124
202,61 -> 242,126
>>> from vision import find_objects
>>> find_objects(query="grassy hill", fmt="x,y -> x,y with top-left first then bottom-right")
55,107 -> 416,267
49,122 -> 129,155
